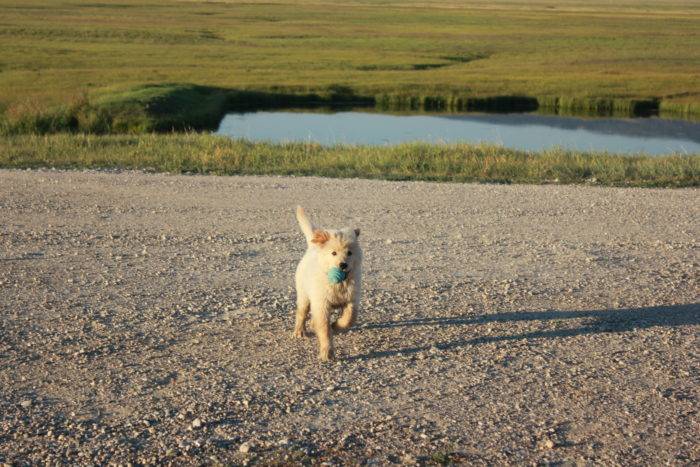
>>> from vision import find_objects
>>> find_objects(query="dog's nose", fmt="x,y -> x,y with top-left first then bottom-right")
339,262 -> 348,270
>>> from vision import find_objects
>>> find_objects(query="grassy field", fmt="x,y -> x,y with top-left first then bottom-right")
1,0 -> 699,133
2,134 -> 697,187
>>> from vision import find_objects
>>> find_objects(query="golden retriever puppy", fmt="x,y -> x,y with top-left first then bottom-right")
294,206 -> 362,361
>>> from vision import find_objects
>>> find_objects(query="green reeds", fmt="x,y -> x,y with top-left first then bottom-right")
4,83 -> 690,137
1,134 -> 697,188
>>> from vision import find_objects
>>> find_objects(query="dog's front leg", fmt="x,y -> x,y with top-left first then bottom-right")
311,303 -> 334,362
293,292 -> 310,338
332,300 -> 357,333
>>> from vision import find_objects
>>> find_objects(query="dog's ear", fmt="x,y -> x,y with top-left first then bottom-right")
312,229 -> 330,245
354,228 -> 360,238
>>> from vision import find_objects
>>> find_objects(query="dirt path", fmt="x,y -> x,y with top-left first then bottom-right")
1,169 -> 698,465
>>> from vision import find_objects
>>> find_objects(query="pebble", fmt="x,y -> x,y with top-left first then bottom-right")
539,438 -> 555,450
239,442 -> 252,453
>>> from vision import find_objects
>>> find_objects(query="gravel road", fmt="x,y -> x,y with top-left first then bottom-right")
1,169 -> 698,465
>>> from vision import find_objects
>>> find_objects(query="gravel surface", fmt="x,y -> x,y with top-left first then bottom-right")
1,169 -> 698,465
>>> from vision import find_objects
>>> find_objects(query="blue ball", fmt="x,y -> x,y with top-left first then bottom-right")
327,267 -> 347,284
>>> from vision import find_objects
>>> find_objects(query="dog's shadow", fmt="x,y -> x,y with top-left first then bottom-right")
348,303 -> 699,361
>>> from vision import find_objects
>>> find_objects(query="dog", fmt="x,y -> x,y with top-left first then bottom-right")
294,206 -> 362,361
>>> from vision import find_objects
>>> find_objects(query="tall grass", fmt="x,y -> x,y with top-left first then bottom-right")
1,134 -> 697,188
0,83 -> 691,136
0,84 -> 378,135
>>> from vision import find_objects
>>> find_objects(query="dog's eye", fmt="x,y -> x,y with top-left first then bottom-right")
331,251 -> 337,256
347,251 -> 352,256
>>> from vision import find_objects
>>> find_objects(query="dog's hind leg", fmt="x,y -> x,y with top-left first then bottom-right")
293,291 -> 310,338
311,303 -> 334,361
332,301 -> 356,333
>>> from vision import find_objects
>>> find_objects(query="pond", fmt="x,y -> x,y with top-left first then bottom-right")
216,111 -> 700,155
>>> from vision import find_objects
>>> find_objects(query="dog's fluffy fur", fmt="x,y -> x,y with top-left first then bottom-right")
294,206 -> 362,361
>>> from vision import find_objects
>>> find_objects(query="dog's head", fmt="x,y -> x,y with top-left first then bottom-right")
311,227 -> 362,276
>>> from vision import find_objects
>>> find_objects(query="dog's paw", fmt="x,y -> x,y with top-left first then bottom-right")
318,347 -> 335,362
331,321 -> 354,334
292,328 -> 306,338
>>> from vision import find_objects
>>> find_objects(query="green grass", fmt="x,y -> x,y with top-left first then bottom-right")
1,134 -> 697,188
1,0 -> 697,185
0,0 -> 699,132
0,83 -> 376,134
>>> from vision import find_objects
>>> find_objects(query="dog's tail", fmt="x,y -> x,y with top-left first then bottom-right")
296,206 -> 315,244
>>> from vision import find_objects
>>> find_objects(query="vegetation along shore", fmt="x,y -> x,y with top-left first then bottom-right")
0,0 -> 697,187
2,134 -> 697,188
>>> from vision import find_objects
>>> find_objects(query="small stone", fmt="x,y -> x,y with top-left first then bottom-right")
20,400 -> 32,409
191,418 -> 203,429
539,438 -> 555,450
239,441 -> 252,453
385,239 -> 393,245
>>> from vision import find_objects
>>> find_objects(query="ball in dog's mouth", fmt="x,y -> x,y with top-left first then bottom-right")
327,266 -> 347,284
